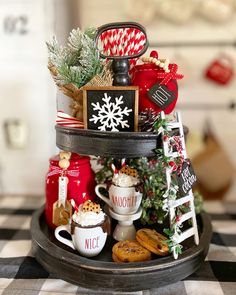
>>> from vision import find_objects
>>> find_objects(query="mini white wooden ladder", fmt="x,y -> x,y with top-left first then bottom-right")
160,111 -> 199,259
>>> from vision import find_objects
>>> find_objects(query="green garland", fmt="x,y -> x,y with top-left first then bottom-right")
94,114 -> 204,257
130,156 -> 169,225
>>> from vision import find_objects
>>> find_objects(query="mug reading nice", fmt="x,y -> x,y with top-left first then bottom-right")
95,184 -> 142,215
55,201 -> 108,257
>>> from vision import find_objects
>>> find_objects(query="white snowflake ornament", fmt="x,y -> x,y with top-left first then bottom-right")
89,93 -> 133,131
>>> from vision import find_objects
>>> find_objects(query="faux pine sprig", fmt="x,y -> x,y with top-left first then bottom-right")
46,27 -> 103,89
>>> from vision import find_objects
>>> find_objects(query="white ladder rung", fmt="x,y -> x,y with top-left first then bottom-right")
169,195 -> 192,208
164,151 -> 179,158
167,151 -> 187,159
179,211 -> 193,224
175,227 -> 195,244
168,122 -> 181,129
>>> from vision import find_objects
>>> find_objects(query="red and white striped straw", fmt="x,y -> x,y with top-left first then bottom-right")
56,111 -> 84,128
99,27 -> 146,69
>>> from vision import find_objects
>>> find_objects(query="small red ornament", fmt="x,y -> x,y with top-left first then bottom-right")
205,55 -> 234,85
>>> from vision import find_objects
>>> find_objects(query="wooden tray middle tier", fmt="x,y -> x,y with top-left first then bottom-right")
55,125 -> 162,158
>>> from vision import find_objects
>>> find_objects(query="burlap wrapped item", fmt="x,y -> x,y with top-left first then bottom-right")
192,130 -> 234,199
48,62 -> 113,121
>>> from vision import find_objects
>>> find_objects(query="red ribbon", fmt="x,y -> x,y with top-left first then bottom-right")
47,166 -> 80,177
156,64 -> 184,85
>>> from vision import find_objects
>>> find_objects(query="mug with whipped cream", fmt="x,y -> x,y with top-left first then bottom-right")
55,201 -> 109,257
95,169 -> 143,215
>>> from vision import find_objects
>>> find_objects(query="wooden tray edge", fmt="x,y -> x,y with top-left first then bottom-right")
30,206 -> 212,291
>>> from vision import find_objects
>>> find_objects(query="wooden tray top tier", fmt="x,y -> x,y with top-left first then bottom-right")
31,206 -> 212,292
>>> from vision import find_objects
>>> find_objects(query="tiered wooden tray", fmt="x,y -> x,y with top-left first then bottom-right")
30,126 -> 212,291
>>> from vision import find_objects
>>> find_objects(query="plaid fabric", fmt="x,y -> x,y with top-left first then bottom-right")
0,196 -> 235,295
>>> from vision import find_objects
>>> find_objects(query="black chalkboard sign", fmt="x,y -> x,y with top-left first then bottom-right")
148,83 -> 176,110
176,160 -> 197,197
83,86 -> 139,132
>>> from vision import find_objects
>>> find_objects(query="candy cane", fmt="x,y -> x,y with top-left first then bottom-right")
121,158 -> 126,167
111,164 -> 119,175
70,199 -> 79,212
82,192 -> 90,202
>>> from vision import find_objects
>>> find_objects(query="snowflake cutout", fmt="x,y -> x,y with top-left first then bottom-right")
89,92 -> 133,131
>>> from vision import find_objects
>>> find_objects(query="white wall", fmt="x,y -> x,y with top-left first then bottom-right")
0,0 -> 235,197
0,0 -> 56,195
77,0 -> 236,199
77,0 -> 236,158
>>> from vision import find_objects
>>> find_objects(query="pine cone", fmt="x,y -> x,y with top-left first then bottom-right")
139,109 -> 160,132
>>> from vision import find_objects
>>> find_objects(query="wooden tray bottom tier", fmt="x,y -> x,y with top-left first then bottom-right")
31,206 -> 212,292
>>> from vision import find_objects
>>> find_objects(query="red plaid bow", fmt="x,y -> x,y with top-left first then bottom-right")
47,166 -> 80,177
156,64 -> 184,85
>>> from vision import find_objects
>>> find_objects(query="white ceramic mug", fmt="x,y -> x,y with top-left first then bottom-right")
95,184 -> 142,215
55,221 -> 108,257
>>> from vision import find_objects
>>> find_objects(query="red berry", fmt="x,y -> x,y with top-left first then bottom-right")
169,161 -> 177,171
150,50 -> 158,59
150,213 -> 157,222
163,135 -> 169,141
147,191 -> 154,198
176,215 -> 181,222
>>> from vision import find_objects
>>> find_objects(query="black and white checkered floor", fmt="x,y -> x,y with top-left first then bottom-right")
0,195 -> 235,295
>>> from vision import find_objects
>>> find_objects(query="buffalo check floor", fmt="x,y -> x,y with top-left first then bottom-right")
0,195 -> 235,295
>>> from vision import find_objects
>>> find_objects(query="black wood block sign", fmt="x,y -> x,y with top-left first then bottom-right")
148,82 -> 177,110
83,86 -> 139,132
176,160 -> 197,197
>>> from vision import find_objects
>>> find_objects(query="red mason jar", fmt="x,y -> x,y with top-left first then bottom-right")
45,153 -> 96,228
131,63 -> 178,114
